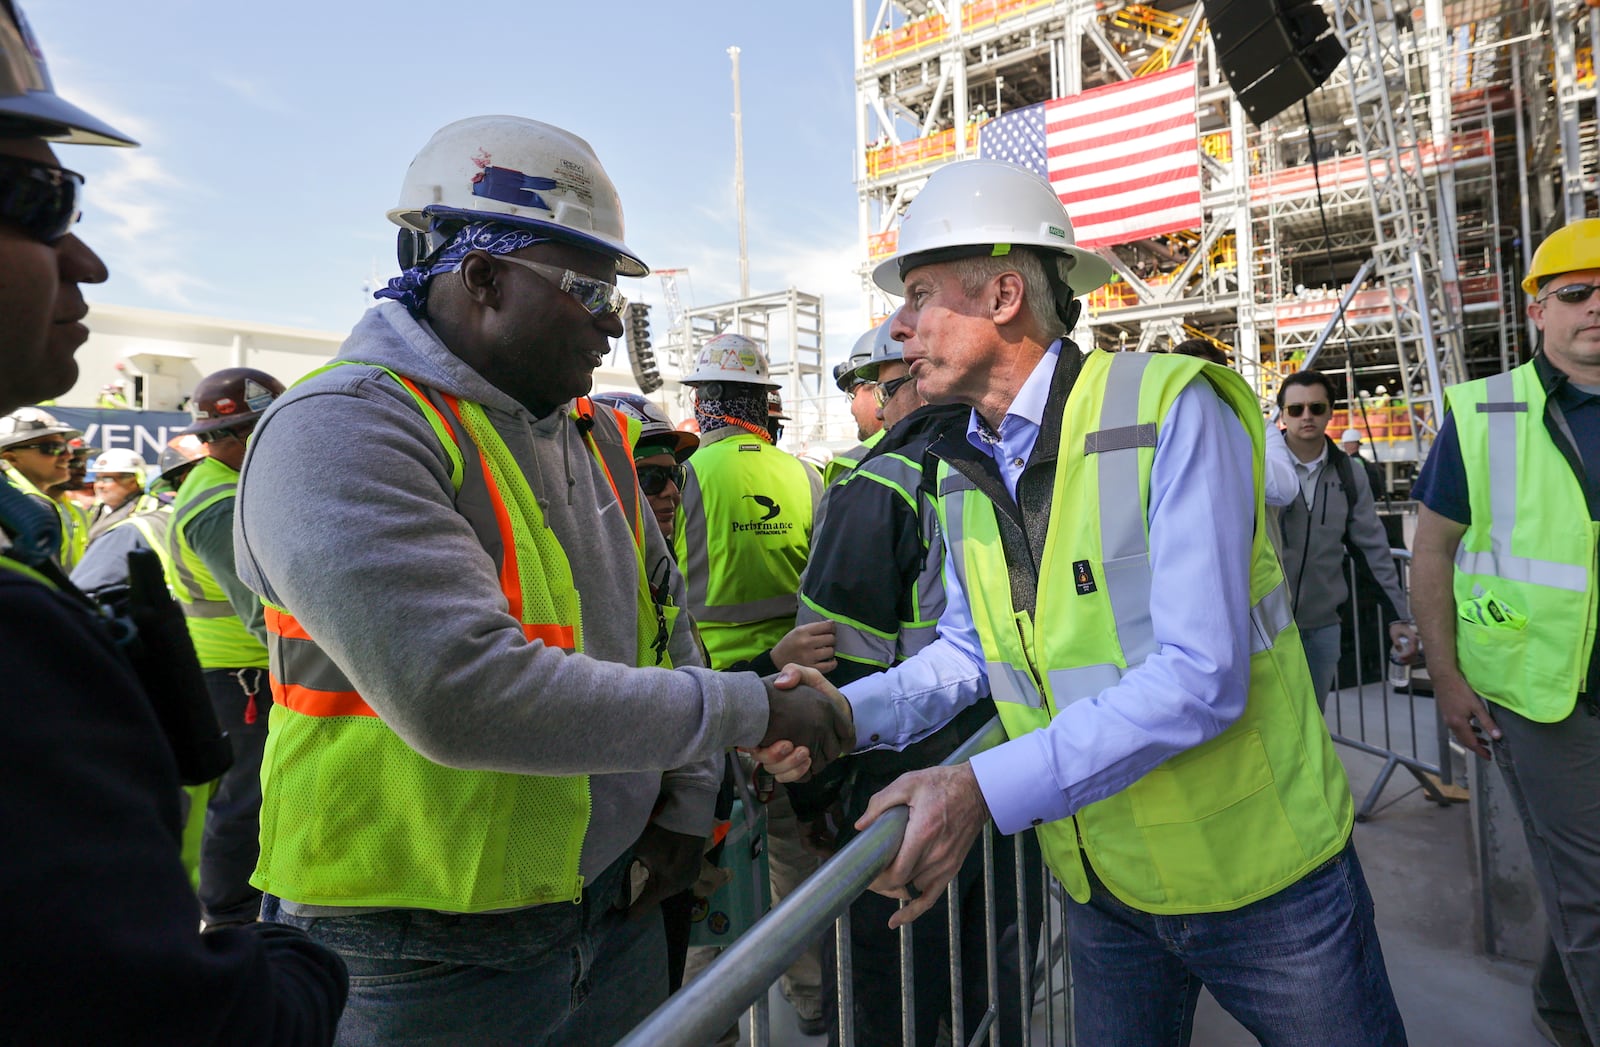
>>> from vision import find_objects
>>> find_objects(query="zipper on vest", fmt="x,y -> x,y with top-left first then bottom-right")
572,874 -> 585,905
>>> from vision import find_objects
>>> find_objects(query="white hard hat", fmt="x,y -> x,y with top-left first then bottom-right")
0,406 -> 79,449
1340,429 -> 1364,444
388,115 -> 647,277
857,316 -> 904,384
90,448 -> 146,477
872,159 -> 1113,297
681,333 -> 779,388
835,329 -> 878,391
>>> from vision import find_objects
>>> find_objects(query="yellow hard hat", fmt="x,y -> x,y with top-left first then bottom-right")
1523,218 -> 1600,295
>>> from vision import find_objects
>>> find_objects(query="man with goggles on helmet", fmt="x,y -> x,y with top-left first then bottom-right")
234,116 -> 851,1045
0,3 -> 347,1043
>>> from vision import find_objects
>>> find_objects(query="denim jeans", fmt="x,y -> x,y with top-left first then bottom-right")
1067,841 -> 1407,1047
1300,622 -> 1343,713
263,853 -> 667,1047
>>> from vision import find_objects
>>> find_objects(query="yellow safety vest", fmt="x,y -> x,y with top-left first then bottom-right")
253,368 -> 671,912
676,429 -> 819,669
1447,361 -> 1598,719
939,350 -> 1352,915
165,456 -> 267,670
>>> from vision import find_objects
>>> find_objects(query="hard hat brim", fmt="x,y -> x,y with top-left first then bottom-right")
873,244 -> 1114,297
0,92 -> 137,147
0,422 -> 80,448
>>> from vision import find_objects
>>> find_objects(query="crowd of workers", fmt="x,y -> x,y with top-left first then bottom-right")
3,3 -> 1600,1045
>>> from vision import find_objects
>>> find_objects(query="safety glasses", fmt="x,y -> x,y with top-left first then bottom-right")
497,256 -> 627,320
636,463 -> 686,497
1540,283 -> 1600,306
874,374 -> 915,408
1284,401 -> 1330,418
0,155 -> 84,244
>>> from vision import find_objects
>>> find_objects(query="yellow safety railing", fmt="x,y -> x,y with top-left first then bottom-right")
865,122 -> 985,180
862,0 -> 1056,65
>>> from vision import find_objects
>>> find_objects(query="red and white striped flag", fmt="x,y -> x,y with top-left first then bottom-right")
1044,64 -> 1200,249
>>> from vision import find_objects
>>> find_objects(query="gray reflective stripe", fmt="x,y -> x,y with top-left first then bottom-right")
897,622 -> 939,659
912,496 -> 946,623
938,468 -> 977,498
1047,663 -> 1124,707
834,622 -> 897,666
943,486 -> 971,599
987,660 -> 1043,708
182,598 -> 238,619
1095,353 -> 1158,667
1476,401 -> 1528,413
692,592 -> 801,624
856,454 -> 923,501
1248,581 -> 1295,654
272,634 -> 356,692
1083,423 -> 1157,455
169,482 -> 237,603
1484,372 -> 1519,564
1454,548 -> 1589,592
680,465 -> 712,616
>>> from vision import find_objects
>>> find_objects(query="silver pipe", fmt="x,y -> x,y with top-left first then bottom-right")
616,718 -> 1011,1047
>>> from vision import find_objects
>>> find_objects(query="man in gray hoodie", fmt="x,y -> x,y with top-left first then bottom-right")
233,116 -> 851,1047
1277,369 -> 1418,709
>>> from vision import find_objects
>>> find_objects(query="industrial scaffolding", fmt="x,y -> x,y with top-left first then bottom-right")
852,0 -> 1598,475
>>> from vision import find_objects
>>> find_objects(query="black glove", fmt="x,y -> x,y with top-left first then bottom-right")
119,550 -> 234,785
759,673 -> 855,775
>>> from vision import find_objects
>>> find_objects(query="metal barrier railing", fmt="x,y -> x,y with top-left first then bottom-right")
1327,547 -> 1454,821
617,717 -> 1067,1047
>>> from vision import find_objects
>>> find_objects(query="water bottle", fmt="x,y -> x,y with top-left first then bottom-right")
1388,634 -> 1414,690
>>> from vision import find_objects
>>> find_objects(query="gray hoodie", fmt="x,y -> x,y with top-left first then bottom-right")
234,301 -> 769,901
1278,438 -> 1410,632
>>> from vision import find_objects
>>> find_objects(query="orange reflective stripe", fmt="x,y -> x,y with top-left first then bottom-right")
264,604 -> 311,642
580,399 -> 640,544
523,623 -> 576,649
439,393 -> 528,627
397,375 -> 458,450
269,674 -> 377,718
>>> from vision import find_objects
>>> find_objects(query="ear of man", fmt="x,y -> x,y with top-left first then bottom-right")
990,270 -> 1027,325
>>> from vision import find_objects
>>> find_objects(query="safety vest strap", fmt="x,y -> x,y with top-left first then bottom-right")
577,399 -> 644,546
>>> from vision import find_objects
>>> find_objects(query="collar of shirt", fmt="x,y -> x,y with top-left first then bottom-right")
964,339 -> 1061,502
1291,443 -> 1328,475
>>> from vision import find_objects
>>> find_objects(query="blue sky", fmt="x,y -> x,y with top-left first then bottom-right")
31,1 -> 872,356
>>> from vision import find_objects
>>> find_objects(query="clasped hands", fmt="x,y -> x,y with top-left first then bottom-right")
747,665 -> 992,928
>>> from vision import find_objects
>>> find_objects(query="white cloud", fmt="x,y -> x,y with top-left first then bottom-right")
81,148 -> 208,307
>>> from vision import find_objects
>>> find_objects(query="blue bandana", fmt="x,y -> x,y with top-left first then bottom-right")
375,220 -> 549,314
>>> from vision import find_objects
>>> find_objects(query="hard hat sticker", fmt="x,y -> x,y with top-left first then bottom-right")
472,165 -> 561,214
243,380 -> 275,412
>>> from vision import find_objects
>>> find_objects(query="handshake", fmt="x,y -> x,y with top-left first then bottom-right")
752,665 -> 856,782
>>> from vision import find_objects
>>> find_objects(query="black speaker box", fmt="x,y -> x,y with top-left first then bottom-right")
1203,0 -> 1347,124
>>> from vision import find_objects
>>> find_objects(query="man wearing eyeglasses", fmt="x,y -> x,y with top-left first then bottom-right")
0,406 -> 84,566
0,2 -> 347,1041
1275,369 -> 1417,711
232,116 -> 851,1046
1411,217 -> 1600,1046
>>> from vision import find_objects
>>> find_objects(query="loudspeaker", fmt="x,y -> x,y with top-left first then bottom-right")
1203,0 -> 1347,124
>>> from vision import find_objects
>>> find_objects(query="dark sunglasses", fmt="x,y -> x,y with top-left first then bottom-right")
1284,401 -> 1330,418
0,155 -> 84,244
13,441 -> 69,456
636,463 -> 686,497
874,374 -> 915,408
1540,283 -> 1600,306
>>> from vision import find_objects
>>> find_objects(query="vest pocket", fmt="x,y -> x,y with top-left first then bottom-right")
1128,727 -> 1275,828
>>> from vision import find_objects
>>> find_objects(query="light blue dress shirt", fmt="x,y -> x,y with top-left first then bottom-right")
841,343 -> 1257,835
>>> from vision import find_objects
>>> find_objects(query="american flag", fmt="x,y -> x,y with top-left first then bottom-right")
979,64 -> 1201,249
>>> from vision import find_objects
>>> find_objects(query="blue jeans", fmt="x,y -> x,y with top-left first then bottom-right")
1301,622 -> 1343,713
263,853 -> 667,1047
1067,841 -> 1406,1047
